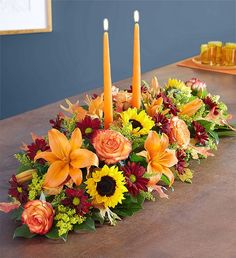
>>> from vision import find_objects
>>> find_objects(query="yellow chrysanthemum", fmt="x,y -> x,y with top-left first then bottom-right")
120,108 -> 155,136
165,78 -> 191,94
86,165 -> 127,208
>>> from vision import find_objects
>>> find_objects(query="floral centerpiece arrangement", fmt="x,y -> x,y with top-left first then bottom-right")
0,77 -> 235,241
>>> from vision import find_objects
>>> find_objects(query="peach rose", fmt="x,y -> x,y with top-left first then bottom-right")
170,117 -> 190,148
92,130 -> 132,164
22,200 -> 54,235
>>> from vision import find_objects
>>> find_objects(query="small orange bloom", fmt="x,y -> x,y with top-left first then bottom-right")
138,131 -> 178,186
60,99 -> 87,121
35,128 -> 98,188
92,130 -> 132,165
146,97 -> 163,117
22,200 -> 54,235
170,116 -> 190,148
180,98 -> 203,117
86,94 -> 104,119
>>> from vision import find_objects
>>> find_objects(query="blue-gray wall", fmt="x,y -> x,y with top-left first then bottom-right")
0,0 -> 235,119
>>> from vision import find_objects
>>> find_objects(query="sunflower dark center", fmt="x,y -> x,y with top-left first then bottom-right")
96,176 -> 116,197
129,119 -> 143,129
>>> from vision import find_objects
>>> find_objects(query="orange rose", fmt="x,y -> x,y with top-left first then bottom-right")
22,200 -> 54,235
92,130 -> 132,164
170,116 -> 190,148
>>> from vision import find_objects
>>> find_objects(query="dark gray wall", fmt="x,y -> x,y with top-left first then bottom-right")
1,0 -> 236,119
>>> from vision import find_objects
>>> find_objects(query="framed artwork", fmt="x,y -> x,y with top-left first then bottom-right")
0,0 -> 52,35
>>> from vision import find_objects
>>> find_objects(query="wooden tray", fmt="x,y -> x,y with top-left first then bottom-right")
192,56 -> 236,70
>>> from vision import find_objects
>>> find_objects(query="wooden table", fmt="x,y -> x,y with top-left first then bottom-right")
0,62 -> 235,258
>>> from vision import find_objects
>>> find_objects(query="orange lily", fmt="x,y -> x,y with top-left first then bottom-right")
146,97 -> 163,117
180,98 -> 203,117
138,131 -> 178,186
60,99 -> 87,121
34,128 -> 98,188
86,94 -> 104,119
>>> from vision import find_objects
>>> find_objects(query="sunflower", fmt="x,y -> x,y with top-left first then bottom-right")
86,165 -> 127,208
120,108 -> 154,136
166,78 -> 191,95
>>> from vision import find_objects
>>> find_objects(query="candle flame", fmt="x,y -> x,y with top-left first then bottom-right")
134,10 -> 139,23
103,18 -> 109,31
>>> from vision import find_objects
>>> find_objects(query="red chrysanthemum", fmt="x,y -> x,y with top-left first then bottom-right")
27,138 -> 50,164
121,162 -> 149,196
175,149 -> 187,175
8,175 -> 28,204
157,92 -> 179,115
128,85 -> 148,94
49,114 -> 64,131
203,96 -> 219,116
61,188 -> 91,216
92,93 -> 99,99
76,115 -> 101,139
192,121 -> 209,145
153,113 -> 171,136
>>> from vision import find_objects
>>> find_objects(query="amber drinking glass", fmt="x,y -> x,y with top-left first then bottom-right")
207,41 -> 222,65
200,44 -> 209,64
222,43 -> 236,66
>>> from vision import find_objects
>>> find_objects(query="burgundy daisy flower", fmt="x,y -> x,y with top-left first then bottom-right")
61,188 -> 91,216
175,149 -> 187,175
8,175 -> 28,204
192,121 -> 209,145
157,92 -> 179,115
49,114 -> 64,131
27,138 -> 50,164
153,113 -> 171,136
203,96 -> 219,116
128,85 -> 148,94
76,115 -> 101,139
121,162 -> 149,196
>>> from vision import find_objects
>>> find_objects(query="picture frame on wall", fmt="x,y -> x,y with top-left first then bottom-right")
0,0 -> 52,35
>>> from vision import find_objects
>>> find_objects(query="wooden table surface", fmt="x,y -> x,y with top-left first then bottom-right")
0,62 -> 235,258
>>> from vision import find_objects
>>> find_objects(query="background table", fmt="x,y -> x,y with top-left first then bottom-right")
0,61 -> 235,258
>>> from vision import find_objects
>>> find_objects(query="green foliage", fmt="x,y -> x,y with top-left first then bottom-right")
112,193 -> 145,217
132,136 -> 146,151
129,153 -> 147,167
11,206 -> 24,221
140,190 -> 155,201
28,173 -> 45,200
15,153 -> 33,173
54,205 -> 85,237
91,211 -> 105,224
161,174 -> 170,186
74,217 -> 96,233
63,115 -> 77,136
13,224 -> 36,239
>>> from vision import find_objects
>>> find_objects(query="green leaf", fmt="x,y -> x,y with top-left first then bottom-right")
217,131 -> 236,137
208,130 -> 219,144
197,120 -> 214,131
45,227 -> 60,240
91,211 -> 104,224
13,224 -> 36,239
11,206 -> 24,221
130,153 -> 147,166
161,174 -> 170,186
74,217 -> 96,233
112,193 -> 144,217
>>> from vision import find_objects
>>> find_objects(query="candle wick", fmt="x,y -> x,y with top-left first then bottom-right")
103,18 -> 109,31
134,10 -> 139,23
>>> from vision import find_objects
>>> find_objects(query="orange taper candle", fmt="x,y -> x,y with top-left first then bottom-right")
132,10 -> 141,109
103,18 -> 113,129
